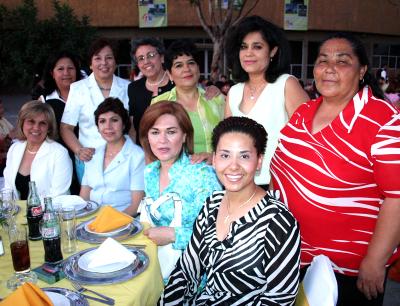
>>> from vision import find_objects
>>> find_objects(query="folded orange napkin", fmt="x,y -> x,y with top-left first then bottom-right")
88,205 -> 133,233
0,282 -> 53,306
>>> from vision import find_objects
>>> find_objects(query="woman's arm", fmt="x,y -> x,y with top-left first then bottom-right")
79,185 -> 92,200
357,197 -> 400,299
123,190 -> 144,216
224,95 -> 232,118
60,123 -> 94,162
284,76 -> 310,119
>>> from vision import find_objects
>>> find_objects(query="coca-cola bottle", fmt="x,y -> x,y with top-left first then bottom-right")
26,181 -> 43,240
41,197 -> 63,263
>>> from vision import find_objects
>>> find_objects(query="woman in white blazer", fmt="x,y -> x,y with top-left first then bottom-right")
80,98 -> 145,216
4,101 -> 72,200
60,38 -> 131,182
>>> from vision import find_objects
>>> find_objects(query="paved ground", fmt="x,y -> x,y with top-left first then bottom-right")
1,92 -> 400,305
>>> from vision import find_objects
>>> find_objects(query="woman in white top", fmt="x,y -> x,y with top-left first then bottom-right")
60,38 -> 131,182
4,101 -> 72,200
80,98 -> 145,216
224,16 -> 309,188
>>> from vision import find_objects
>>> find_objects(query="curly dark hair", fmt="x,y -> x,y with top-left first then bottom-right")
225,15 -> 290,83
42,51 -> 83,97
317,32 -> 384,99
164,39 -> 200,72
94,97 -> 131,135
212,116 -> 267,156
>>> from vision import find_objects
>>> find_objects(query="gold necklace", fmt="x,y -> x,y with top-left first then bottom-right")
224,188 -> 257,224
26,148 -> 38,154
247,82 -> 266,100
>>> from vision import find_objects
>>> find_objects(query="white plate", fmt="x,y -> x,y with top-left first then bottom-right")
84,222 -> 131,236
77,249 -> 133,273
53,195 -> 87,211
45,291 -> 71,306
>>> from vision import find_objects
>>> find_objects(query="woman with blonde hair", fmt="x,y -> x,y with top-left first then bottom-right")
4,101 -> 72,199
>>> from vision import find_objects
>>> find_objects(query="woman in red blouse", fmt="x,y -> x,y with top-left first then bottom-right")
271,32 -> 400,306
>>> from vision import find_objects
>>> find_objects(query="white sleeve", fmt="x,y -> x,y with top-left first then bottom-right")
129,148 -> 145,191
61,82 -> 82,126
50,145 -> 73,196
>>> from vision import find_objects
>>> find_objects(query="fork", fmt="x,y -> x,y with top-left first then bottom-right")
71,281 -> 115,305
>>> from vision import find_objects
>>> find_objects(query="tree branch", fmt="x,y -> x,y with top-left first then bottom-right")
239,0 -> 260,19
195,3 -> 215,42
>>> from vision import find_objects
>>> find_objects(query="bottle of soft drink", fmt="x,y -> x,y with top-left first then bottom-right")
26,181 -> 43,240
41,197 -> 63,263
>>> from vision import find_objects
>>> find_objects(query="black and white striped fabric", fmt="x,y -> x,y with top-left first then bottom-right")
159,190 -> 301,306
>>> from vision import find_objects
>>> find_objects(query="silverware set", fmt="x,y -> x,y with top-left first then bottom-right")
71,281 -> 115,305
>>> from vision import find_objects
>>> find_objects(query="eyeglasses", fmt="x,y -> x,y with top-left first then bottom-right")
136,51 -> 158,64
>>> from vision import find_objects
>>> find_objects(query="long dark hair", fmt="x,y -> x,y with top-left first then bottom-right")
318,32 -> 384,99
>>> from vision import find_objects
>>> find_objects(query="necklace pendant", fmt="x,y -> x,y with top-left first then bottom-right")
250,95 -> 255,100
224,215 -> 230,224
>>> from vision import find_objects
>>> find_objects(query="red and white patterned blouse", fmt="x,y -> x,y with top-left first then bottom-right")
271,86 -> 400,276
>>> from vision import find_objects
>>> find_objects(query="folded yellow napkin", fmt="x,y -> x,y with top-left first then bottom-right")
0,282 -> 53,306
88,205 -> 133,233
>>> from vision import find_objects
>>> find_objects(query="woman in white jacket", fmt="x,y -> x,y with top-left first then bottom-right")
4,101 -> 72,200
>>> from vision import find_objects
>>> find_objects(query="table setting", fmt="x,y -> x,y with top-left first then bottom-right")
0,193 -> 164,306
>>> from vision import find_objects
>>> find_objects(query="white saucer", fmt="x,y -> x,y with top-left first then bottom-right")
77,249 -> 133,273
84,222 -> 131,236
45,291 -> 70,306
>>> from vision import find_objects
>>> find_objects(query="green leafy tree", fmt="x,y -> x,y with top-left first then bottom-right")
189,0 -> 260,81
0,0 -> 96,89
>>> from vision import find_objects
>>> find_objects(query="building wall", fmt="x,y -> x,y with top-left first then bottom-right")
1,0 -> 399,36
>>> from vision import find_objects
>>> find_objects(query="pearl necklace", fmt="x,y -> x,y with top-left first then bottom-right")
224,188 -> 257,224
146,71 -> 167,86
26,148 -> 38,154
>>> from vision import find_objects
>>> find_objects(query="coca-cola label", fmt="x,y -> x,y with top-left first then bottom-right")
31,206 -> 42,217
42,227 -> 59,238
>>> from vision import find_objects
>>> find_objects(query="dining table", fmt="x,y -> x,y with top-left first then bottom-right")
0,200 -> 164,305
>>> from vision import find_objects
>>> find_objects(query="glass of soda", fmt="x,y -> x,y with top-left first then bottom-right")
6,223 -> 37,290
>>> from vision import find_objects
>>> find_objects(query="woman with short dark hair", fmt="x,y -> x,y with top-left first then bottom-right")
80,97 -> 144,215
159,116 -> 300,305
152,39 -> 225,163
128,37 -> 174,143
61,38 -> 131,182
4,101 -> 72,199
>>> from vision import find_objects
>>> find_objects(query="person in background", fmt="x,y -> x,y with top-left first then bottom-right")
128,38 -> 174,144
0,98 -> 15,176
159,116 -> 300,305
224,15 -> 309,189
152,39 -> 225,163
270,32 -> 400,306
80,98 -> 145,215
40,50 -> 83,194
4,101 -> 72,200
139,101 -> 221,280
61,38 -> 131,182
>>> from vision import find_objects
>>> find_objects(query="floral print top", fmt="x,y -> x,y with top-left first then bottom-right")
144,152 -> 221,249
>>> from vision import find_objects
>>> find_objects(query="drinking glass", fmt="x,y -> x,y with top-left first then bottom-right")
61,207 -> 77,253
6,223 -> 37,290
0,188 -> 16,229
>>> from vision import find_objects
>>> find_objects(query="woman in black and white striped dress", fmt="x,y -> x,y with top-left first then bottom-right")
159,117 -> 301,306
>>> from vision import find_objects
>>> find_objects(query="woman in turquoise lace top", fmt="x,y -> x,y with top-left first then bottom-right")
139,101 -> 221,254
